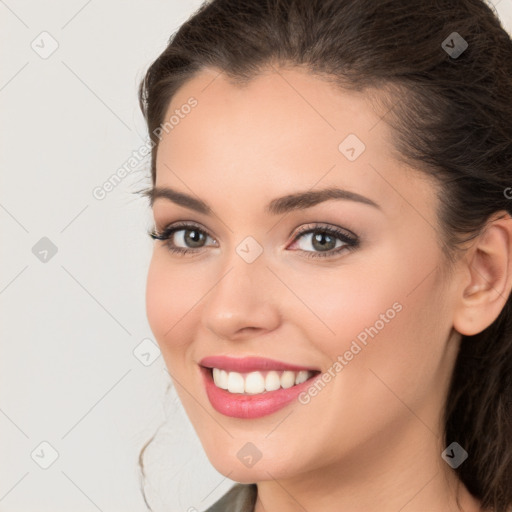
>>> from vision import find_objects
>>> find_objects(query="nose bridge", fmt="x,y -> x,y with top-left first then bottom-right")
201,242 -> 279,339
215,233 -> 268,299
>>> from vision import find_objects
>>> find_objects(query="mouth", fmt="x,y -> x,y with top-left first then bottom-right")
204,366 -> 320,394
198,356 -> 322,419
199,355 -> 321,394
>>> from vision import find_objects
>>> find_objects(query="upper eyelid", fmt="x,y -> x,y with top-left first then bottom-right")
155,220 -> 211,235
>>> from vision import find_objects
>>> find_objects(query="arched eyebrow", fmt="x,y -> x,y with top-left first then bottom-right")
145,186 -> 381,214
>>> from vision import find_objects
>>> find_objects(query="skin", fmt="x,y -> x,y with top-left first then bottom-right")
145,65 -> 512,512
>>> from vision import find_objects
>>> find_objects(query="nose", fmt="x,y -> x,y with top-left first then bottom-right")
201,255 -> 281,341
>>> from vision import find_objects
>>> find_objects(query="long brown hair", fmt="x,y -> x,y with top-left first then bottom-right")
137,1 -> 512,510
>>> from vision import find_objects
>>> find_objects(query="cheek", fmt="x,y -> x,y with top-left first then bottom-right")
281,260 -> 407,358
145,253 -> 200,354
310,247 -> 449,414
292,237 -> 447,378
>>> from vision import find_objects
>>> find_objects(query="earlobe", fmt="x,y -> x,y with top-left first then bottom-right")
453,211 -> 512,337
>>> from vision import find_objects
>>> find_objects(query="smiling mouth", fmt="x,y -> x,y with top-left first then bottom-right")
205,367 -> 321,395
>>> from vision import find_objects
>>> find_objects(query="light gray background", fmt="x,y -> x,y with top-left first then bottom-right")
1,1 -> 511,511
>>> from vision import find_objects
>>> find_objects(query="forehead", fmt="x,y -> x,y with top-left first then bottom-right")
159,66 -> 384,165
154,66 -> 438,222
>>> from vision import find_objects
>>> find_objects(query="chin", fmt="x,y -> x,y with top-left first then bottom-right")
206,449 -> 296,483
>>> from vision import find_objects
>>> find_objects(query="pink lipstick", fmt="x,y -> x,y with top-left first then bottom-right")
199,356 -> 321,419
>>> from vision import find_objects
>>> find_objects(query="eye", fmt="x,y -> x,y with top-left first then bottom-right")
148,221 -> 360,259
288,224 -> 359,259
148,221 -> 217,256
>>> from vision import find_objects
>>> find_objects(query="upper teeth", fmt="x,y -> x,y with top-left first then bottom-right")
212,368 -> 313,394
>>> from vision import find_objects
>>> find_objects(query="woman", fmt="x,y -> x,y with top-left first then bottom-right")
136,0 -> 512,511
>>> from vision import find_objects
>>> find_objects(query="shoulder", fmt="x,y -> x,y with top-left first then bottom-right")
204,483 -> 258,512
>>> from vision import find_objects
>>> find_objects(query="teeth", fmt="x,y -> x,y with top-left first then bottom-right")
212,368 -> 314,394
265,371 -> 281,391
281,370 -> 296,389
227,371 -> 245,393
214,369 -> 229,390
245,372 -> 265,394
295,370 -> 309,385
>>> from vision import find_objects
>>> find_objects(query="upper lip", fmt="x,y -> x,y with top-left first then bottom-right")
199,355 -> 320,373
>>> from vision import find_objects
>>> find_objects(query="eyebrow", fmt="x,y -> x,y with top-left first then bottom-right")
144,186 -> 381,215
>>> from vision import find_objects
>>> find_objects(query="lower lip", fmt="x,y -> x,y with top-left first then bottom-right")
200,366 -> 321,419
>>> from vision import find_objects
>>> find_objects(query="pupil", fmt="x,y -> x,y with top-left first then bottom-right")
313,232 -> 335,251
186,230 -> 204,247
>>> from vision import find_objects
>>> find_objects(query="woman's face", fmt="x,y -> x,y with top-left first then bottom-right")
146,66 -> 462,483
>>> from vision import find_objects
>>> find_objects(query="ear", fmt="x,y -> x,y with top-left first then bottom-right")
453,211 -> 512,336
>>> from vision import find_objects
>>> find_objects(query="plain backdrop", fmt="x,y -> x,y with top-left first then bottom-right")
1,1 -> 511,511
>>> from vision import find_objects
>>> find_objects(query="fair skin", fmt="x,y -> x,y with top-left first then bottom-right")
145,65 -> 512,512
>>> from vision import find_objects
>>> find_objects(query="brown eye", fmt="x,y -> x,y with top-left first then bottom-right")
178,228 -> 207,248
289,224 -> 360,259
148,222 -> 216,255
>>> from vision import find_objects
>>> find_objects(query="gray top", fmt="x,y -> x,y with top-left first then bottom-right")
204,483 -> 258,512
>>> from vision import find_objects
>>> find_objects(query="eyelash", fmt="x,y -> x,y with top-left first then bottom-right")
147,221 -> 360,259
